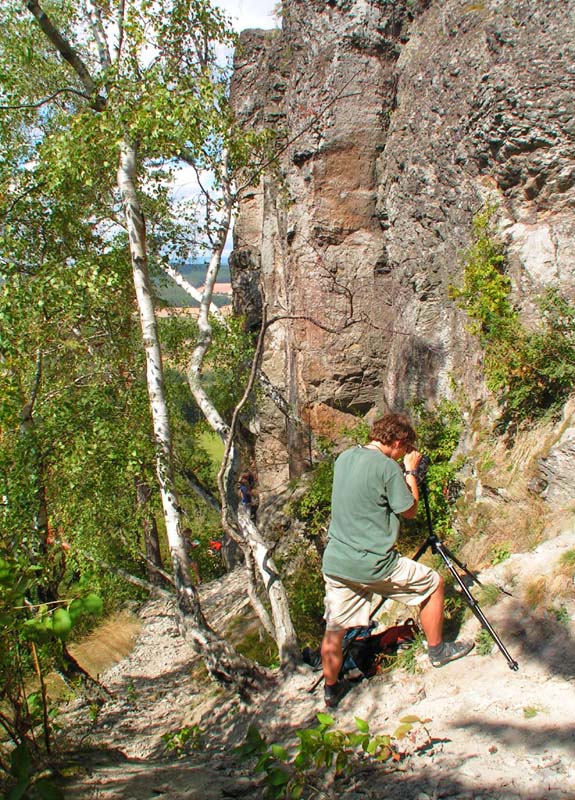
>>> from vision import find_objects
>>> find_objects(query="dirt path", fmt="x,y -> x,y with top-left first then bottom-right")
56,528 -> 575,799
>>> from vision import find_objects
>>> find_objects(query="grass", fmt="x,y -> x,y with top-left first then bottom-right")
198,429 -> 225,481
559,549 -> 575,570
524,577 -> 547,609
491,543 -> 511,565
477,583 -> 502,606
548,604 -> 570,625
523,706 -> 539,719
393,635 -> 426,674
475,629 -> 494,656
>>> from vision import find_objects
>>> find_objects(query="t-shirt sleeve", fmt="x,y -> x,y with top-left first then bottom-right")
386,463 -> 415,514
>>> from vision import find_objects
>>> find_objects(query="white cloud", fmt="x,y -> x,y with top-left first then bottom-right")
215,0 -> 278,32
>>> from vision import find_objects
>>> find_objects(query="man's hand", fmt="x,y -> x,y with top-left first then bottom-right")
404,449 -> 422,473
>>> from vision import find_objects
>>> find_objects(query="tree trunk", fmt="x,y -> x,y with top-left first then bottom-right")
116,139 -> 259,690
135,478 -> 163,586
186,194 -> 300,670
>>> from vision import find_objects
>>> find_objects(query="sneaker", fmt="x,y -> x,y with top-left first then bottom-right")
429,639 -> 475,668
324,679 -> 352,708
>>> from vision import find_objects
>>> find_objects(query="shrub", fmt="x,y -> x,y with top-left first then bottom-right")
237,714 -> 431,799
291,459 -> 334,542
403,399 -> 464,547
451,205 -> 575,428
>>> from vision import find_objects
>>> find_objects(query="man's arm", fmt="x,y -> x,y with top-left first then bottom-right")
399,449 -> 421,519
400,472 -> 419,519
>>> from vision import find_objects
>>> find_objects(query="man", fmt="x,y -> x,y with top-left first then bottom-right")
321,413 -> 474,708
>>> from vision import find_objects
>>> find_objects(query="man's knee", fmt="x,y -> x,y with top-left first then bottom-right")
321,629 -> 345,657
420,573 -> 444,609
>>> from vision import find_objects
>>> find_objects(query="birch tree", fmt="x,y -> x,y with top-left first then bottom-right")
3,0 -> 259,687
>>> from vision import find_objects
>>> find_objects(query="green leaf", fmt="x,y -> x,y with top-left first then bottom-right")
316,712 -> 334,727
52,608 -> 72,639
32,778 -> 65,800
7,779 -> 29,800
270,744 -> 288,761
67,598 -> 85,621
82,593 -> 103,615
267,767 -> 290,786
394,723 -> 412,740
10,742 -> 30,781
290,782 -> 304,800
354,717 -> 369,733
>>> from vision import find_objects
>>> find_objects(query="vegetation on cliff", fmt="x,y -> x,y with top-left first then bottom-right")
451,204 -> 575,430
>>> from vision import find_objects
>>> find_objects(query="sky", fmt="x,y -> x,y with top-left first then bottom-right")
172,1 -> 279,259
215,0 -> 278,32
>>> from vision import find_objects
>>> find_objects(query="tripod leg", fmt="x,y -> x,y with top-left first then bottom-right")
434,542 -> 519,671
417,481 -> 518,671
467,598 -> 518,671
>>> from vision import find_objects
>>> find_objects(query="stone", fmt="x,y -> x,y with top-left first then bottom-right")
230,0 -> 575,498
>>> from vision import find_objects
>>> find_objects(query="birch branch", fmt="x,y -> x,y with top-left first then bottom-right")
111,0 -> 125,63
0,88 -> 92,109
84,0 -> 112,70
115,528 -> 176,588
181,468 -> 221,513
23,0 -> 106,110
160,261 -> 225,322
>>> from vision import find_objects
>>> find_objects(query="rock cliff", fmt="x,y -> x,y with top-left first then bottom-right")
230,0 -> 575,497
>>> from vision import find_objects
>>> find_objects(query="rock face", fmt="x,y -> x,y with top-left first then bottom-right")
230,0 -> 575,496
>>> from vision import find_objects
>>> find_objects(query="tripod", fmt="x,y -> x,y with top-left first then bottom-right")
414,479 -> 519,671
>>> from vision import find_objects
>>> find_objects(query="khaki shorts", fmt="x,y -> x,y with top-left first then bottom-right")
323,557 -> 440,631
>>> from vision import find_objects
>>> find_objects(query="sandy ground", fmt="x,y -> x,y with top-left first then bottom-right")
55,527 -> 575,799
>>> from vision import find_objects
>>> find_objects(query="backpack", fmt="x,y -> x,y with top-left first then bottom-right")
303,618 -> 420,679
343,618 -> 419,677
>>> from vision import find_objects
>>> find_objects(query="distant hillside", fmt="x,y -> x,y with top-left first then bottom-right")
178,260 -> 231,287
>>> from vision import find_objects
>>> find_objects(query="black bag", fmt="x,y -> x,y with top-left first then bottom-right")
302,618 -> 420,678
344,618 -> 419,677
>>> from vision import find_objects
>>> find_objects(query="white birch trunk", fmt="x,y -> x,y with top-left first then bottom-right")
186,169 -> 300,670
117,140 -> 258,689
161,261 -> 225,322
25,0 -> 261,692
117,140 -> 184,569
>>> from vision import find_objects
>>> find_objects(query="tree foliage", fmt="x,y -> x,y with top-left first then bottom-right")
0,0 -> 261,785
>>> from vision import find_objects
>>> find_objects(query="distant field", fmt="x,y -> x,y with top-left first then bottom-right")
199,430 -> 225,481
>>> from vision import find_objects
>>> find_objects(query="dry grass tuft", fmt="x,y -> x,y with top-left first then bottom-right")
524,576 -> 547,609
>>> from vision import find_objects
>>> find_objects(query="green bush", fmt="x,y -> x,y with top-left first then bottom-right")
237,714 -> 430,799
451,205 -> 575,428
403,399 -> 463,547
291,459 -> 334,542
282,550 -> 325,647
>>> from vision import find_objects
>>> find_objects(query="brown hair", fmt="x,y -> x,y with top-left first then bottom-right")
369,413 -> 416,447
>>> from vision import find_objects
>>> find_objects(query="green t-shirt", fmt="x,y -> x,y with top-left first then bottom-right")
322,446 -> 415,583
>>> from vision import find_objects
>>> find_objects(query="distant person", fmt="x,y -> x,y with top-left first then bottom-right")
182,528 -> 201,585
238,470 -> 258,521
321,413 -> 474,708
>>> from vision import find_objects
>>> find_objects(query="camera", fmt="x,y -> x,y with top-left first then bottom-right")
414,454 -> 430,485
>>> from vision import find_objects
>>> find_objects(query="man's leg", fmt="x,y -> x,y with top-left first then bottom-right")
418,574 -> 444,647
321,628 -> 352,707
372,558 -> 474,668
321,628 -> 346,685
418,573 -> 474,667
321,574 -> 371,705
